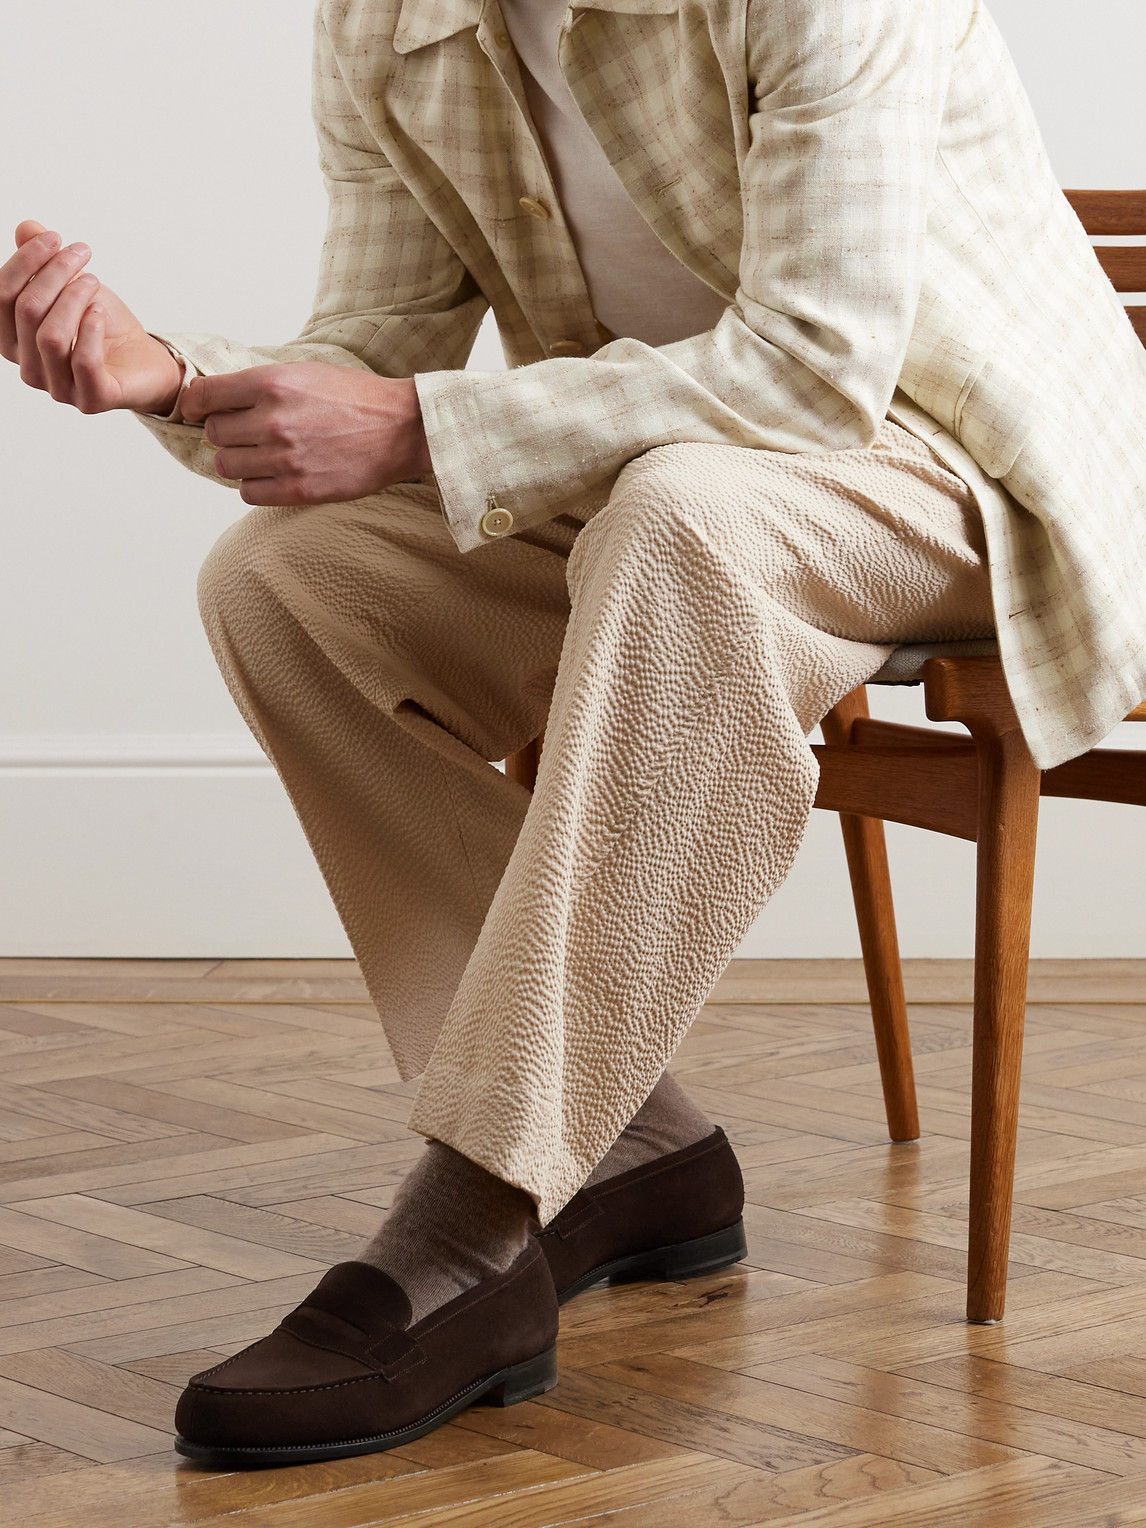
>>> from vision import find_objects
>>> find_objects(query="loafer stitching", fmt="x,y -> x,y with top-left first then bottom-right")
189,1252 -> 549,1395
181,1363 -> 518,1452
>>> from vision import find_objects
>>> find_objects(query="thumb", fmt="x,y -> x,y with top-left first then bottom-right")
15,220 -> 49,248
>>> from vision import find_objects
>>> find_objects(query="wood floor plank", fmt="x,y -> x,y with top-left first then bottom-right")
0,1132 -> 115,1166
0,963 -> 1144,1523
559,1272 -> 951,1373
34,1076 -> 307,1144
738,1203 -> 1006,1285
0,1133 -> 244,1194
588,1354 -> 1021,1475
805,1199 -> 1146,1285
746,1354 -> 1146,1474
0,1270 -> 307,1358
0,1266 -> 107,1304
199,1002 -> 386,1037
538,1368 -> 856,1473
388,1421 -> 521,1468
267,1194 -> 392,1237
0,1349 -> 181,1430
0,1205 -> 191,1279
151,1075 -> 410,1143
830,1283 -> 1121,1372
120,1349 -> 237,1388
0,1131 -> 363,1204
0,1441 -> 93,1486
162,1450 -> 594,1528
0,1266 -> 238,1334
5,1451 -> 421,1527
131,1194 -> 368,1263
62,1303 -> 312,1363
11,1195 -> 327,1280
0,1372 -> 171,1462
556,1455 -> 943,1528
733,1457 -> 1104,1528
895,1354 -> 1146,1442
455,1396 -> 695,1470
399,1457 -> 762,1528
0,1083 -> 187,1145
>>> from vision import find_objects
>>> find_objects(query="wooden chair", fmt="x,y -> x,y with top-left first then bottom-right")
506,188 -> 1146,1326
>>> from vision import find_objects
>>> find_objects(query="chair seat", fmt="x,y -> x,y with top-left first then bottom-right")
869,638 -> 1000,685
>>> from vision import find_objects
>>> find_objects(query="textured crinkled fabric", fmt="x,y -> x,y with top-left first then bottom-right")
199,423 -> 992,1221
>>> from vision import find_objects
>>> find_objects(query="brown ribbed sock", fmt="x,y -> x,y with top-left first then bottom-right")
357,1142 -> 536,1325
583,1072 -> 714,1188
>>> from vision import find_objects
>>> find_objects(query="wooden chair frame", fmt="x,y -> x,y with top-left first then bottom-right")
507,188 -> 1146,1326
816,662 -> 1146,1322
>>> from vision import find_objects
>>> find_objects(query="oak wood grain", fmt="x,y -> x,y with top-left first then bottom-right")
0,961 -> 1141,1524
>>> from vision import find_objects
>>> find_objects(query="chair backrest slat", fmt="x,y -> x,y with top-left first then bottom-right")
1064,189 -> 1146,235
1094,247 -> 1146,293
1062,190 -> 1146,351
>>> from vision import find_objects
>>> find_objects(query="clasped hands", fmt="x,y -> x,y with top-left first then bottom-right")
180,364 -> 432,506
1,220 -> 432,505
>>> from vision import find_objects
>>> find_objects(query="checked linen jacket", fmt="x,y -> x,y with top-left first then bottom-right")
141,0 -> 1146,769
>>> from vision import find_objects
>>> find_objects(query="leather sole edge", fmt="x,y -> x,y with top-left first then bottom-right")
172,1345 -> 558,1467
556,1218 -> 748,1305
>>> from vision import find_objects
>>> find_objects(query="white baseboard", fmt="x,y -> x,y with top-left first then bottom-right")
0,751 -> 352,958
0,733 -> 268,770
0,734 -> 1142,958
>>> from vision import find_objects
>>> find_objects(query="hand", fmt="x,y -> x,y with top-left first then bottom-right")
179,363 -> 433,506
0,221 -> 183,415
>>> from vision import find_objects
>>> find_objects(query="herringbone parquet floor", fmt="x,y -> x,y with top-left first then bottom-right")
1,957 -> 1146,1526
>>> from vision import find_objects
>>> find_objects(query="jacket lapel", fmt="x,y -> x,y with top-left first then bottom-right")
393,0 -> 485,55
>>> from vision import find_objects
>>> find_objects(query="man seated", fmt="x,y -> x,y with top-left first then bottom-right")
3,0 -> 1144,1466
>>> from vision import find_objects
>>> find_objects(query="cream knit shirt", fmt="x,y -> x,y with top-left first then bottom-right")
497,0 -> 728,346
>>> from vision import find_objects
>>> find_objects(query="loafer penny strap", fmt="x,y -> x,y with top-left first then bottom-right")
279,1305 -> 424,1379
278,1260 -> 425,1380
549,1190 -> 606,1239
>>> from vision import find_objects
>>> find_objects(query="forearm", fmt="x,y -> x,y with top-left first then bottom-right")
417,314 -> 879,553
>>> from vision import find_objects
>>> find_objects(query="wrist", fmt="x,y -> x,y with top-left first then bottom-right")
404,375 -> 433,476
144,338 -> 189,418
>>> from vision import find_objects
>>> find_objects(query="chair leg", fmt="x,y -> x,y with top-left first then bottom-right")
966,726 -> 1041,1323
821,688 -> 919,1144
505,737 -> 542,792
838,811 -> 920,1142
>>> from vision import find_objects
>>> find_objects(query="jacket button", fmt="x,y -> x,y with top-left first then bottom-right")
549,339 -> 583,356
480,507 -> 515,537
519,196 -> 552,221
494,30 -> 510,46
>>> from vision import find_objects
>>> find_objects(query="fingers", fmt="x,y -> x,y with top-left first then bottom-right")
202,405 -> 278,448
181,366 -> 284,424
37,272 -> 102,401
15,220 -> 49,247
237,477 -> 304,508
0,227 -> 61,360
211,444 -> 270,481
71,304 -> 117,414
10,241 -> 94,389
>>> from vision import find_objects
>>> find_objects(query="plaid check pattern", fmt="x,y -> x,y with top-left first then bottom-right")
140,0 -> 1146,769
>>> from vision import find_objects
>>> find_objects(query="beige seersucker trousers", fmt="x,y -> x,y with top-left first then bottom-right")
198,421 -> 995,1221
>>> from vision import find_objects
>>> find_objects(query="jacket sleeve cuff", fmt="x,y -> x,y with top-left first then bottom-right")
414,363 -> 616,553
141,336 -> 200,422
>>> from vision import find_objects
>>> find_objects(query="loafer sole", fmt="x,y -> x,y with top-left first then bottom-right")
557,1218 -> 748,1305
173,1345 -> 558,1467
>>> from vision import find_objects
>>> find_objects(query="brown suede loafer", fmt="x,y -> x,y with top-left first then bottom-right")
537,1127 -> 747,1304
174,1243 -> 558,1466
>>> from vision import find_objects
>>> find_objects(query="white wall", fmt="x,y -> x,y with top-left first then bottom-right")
0,2 -> 1142,958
